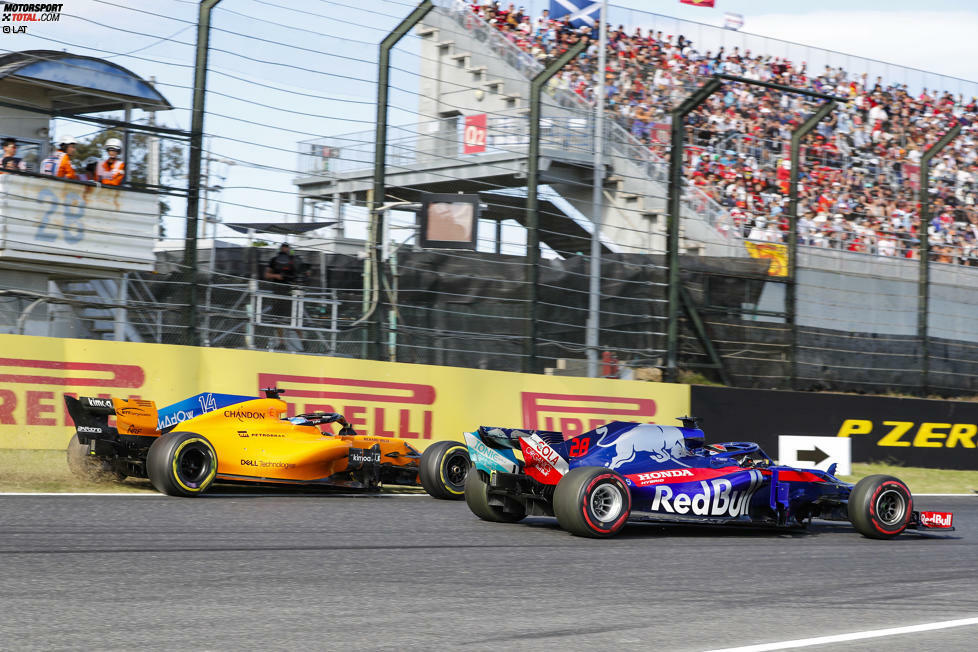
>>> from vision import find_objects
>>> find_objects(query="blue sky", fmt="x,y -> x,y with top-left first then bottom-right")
6,0 -> 978,248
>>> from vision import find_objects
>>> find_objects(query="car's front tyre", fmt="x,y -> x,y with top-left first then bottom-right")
848,474 -> 913,539
419,441 -> 469,500
146,431 -> 218,497
553,467 -> 631,538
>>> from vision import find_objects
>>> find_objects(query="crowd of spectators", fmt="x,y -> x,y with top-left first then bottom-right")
465,0 -> 978,265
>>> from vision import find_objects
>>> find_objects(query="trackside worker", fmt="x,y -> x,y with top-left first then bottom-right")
95,138 -> 125,186
40,135 -> 78,180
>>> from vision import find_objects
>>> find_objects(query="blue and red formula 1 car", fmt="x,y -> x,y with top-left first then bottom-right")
462,417 -> 956,539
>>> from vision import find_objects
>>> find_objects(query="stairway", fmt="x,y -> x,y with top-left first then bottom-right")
53,276 -> 163,342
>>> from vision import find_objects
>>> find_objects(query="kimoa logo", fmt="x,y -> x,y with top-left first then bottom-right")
76,425 -> 102,433
650,471 -> 762,517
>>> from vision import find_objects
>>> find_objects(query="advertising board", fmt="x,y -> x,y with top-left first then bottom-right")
0,334 -> 689,450
692,386 -> 978,470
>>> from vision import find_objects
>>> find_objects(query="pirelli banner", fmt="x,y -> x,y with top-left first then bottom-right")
0,334 -> 689,450
691,386 -> 978,470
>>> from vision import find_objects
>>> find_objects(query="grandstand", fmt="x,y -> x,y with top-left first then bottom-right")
4,0 -> 978,396
289,1 -> 978,394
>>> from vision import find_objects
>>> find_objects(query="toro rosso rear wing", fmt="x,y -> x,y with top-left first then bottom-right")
464,426 -> 570,480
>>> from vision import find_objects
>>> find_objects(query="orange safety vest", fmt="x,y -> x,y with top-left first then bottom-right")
54,151 -> 78,180
96,158 -> 125,185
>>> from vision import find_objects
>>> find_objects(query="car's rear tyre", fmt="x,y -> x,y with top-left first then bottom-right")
147,431 -> 218,497
553,467 -> 631,538
66,434 -> 125,482
848,474 -> 913,539
419,441 -> 470,500
464,469 -> 525,523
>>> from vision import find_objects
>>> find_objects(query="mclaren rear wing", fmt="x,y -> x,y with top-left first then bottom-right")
65,396 -> 160,445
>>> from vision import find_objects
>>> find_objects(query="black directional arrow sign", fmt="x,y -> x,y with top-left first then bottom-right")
778,436 -> 851,474
797,446 -> 829,465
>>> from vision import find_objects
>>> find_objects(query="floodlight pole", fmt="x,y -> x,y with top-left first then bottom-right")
523,37 -> 589,374
182,0 -> 222,347
787,100 -> 837,389
370,0 -> 433,361
918,123 -> 961,395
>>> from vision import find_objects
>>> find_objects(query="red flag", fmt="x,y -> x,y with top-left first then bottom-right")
680,0 -> 716,7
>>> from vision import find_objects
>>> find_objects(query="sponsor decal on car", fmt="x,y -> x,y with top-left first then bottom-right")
347,448 -> 382,465
649,470 -> 763,517
464,431 -> 518,474
629,468 -> 694,486
258,373 -> 436,439
240,459 -> 296,469
594,423 -> 691,469
920,511 -> 953,528
156,393 -> 249,430
521,391 -> 657,436
76,425 -> 102,434
223,409 -> 266,422
518,433 -> 569,485
626,466 -> 755,487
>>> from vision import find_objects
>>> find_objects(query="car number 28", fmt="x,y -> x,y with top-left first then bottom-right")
35,188 -> 85,244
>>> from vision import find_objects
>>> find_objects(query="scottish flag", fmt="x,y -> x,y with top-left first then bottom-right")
549,0 -> 601,28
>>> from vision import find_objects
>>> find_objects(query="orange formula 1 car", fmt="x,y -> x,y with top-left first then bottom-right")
64,389 -> 469,498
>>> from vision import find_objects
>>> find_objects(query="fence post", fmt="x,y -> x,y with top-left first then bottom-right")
917,123 -> 961,395
665,77 -> 722,382
787,100 -> 836,390
523,38 -> 588,374
370,0 -> 433,361
182,0 -> 223,347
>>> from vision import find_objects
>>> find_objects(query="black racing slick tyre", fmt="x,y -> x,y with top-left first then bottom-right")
146,432 -> 218,497
848,474 -> 913,540
553,467 -> 632,538
419,441 -> 470,500
464,469 -> 525,523
66,434 -> 125,482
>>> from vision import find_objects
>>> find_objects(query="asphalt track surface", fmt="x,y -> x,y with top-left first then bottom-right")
0,492 -> 975,651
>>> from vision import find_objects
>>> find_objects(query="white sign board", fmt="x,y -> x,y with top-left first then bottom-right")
778,435 -> 851,476
0,174 -> 158,272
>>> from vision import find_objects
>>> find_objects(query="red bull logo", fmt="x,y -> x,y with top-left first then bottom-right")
0,357 -> 144,426
258,373 -> 436,439
650,470 -> 763,517
920,511 -> 953,528
521,392 -> 657,436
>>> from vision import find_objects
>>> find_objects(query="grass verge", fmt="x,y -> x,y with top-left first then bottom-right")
840,462 -> 978,495
2,450 -> 976,495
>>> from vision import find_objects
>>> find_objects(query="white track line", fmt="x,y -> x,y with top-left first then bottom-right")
0,492 -> 160,497
914,493 -> 977,497
704,616 -> 978,652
